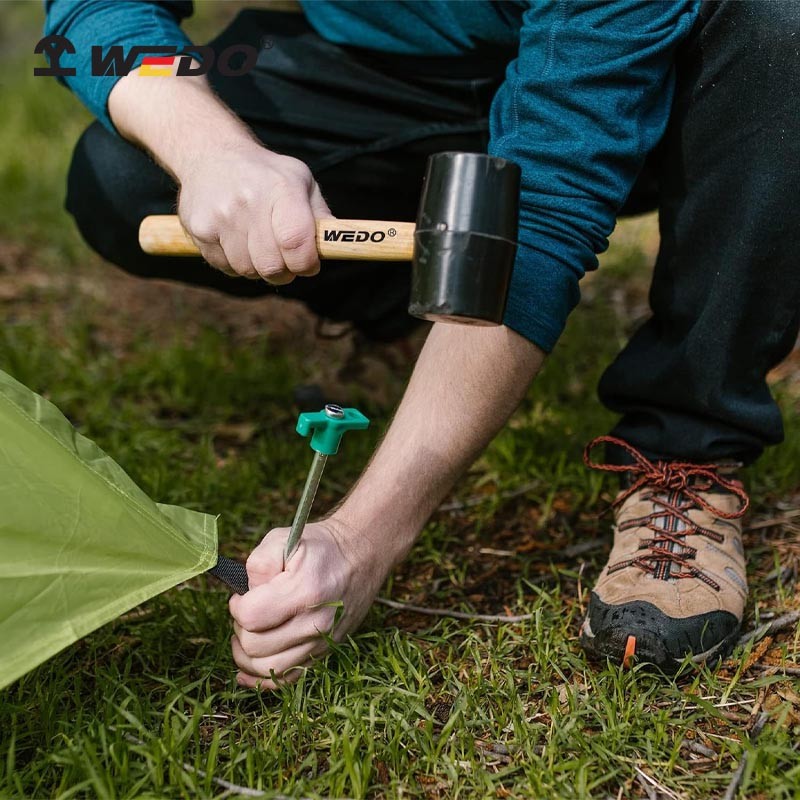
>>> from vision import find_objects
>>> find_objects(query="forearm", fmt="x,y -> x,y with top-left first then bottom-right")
336,322 -> 545,563
108,68 -> 257,179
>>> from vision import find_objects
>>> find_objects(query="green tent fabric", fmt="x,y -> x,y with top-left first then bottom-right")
0,368 -> 218,690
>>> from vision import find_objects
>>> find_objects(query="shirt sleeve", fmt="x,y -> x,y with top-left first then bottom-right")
43,0 -> 194,132
489,0 -> 699,353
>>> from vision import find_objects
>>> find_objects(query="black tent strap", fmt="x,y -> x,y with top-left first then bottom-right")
207,555 -> 250,595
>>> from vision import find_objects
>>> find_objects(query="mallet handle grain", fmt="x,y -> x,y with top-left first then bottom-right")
138,215 -> 416,261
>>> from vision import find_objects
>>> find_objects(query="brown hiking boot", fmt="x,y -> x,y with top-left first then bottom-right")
579,436 -> 750,672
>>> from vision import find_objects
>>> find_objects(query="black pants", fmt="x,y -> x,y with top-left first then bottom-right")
67,3 -> 800,465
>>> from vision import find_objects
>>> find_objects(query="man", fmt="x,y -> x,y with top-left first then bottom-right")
46,0 -> 798,683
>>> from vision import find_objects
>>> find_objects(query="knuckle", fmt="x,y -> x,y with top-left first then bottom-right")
294,260 -> 320,277
187,216 -> 219,242
249,241 -> 281,268
256,262 -> 289,281
239,632 -> 260,658
227,254 -> 251,275
221,191 -> 254,217
233,604 -> 259,632
245,552 -> 263,572
278,667 -> 303,685
203,252 -> 229,273
235,186 -> 257,207
246,552 -> 274,576
189,199 -> 244,237
301,588 -> 324,609
253,261 -> 294,286
305,618 -> 329,640
276,225 -> 309,254
279,156 -> 312,181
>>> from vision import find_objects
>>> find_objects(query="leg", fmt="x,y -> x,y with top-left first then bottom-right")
66,10 -> 501,340
598,1 -> 800,464
582,1 -> 800,671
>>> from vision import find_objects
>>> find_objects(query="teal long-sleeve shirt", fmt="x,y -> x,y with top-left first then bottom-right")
44,0 -> 700,353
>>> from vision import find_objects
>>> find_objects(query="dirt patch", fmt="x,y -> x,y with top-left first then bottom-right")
0,242 -> 425,405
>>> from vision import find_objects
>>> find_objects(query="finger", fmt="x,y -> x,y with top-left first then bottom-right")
219,229 -> 258,279
245,528 -> 288,589
196,240 -> 237,277
228,572 -> 302,632
236,667 -> 308,690
248,227 -> 295,286
236,659 -> 313,690
233,609 -> 336,659
309,182 -> 333,218
271,193 -> 320,277
182,216 -> 237,277
231,635 -> 326,687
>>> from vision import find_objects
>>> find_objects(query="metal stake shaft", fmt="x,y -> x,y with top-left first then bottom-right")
284,450 -> 328,563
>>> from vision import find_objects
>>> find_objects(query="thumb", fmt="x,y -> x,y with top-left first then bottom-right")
246,527 -> 288,589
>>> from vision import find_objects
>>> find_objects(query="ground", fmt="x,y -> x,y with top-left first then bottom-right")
1,3 -> 799,798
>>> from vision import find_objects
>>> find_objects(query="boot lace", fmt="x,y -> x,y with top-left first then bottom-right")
584,436 -> 749,590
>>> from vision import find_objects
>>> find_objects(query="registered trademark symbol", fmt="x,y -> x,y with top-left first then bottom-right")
388,228 -> 397,237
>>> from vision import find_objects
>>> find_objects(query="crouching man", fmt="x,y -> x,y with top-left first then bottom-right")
46,0 -> 800,679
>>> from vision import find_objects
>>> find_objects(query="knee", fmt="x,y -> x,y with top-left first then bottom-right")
66,122 -> 175,267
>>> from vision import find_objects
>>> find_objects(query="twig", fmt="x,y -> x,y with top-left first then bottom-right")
478,547 -> 516,557
182,764 -> 267,798
750,663 -> 800,677
721,712 -> 769,800
633,770 -> 657,800
562,539 -> 608,558
576,561 -> 587,617
633,767 -> 680,800
437,480 -> 540,512
745,509 -> 800,531
680,739 -> 717,759
762,565 -> 796,585
737,610 -> 800,647
181,762 -> 345,800
376,597 -> 535,623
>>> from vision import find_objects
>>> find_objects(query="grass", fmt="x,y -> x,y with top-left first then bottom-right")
2,3 -> 800,798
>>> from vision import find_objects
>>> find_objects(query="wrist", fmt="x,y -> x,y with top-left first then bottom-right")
328,503 -> 421,572
109,68 -> 260,181
171,130 -> 261,184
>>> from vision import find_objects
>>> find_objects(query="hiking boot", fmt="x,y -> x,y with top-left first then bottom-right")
579,436 -> 750,672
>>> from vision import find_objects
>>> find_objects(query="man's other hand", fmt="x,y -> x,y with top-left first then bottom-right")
177,145 -> 332,283
229,518 -> 388,689
108,68 -> 332,284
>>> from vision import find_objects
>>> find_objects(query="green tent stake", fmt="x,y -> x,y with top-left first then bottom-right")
284,404 -> 369,564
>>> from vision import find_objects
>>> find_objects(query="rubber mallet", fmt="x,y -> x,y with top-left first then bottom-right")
139,152 -> 521,326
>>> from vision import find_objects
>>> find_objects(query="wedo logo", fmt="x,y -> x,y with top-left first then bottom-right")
323,228 -> 397,243
34,35 -> 261,78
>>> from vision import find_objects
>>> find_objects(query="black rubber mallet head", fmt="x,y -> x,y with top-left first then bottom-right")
138,151 -> 521,326
410,152 -> 520,325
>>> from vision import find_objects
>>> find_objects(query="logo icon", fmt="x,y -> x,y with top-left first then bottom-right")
34,35 -> 76,77
34,37 -> 259,79
139,56 -> 176,77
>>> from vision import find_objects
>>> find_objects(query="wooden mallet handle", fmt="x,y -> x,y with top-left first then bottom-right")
138,215 -> 415,261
